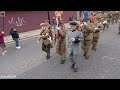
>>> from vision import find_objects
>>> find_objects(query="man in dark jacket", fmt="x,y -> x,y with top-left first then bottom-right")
10,28 -> 21,49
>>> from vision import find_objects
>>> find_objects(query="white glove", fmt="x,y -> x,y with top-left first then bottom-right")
103,21 -> 107,24
1,31 -> 4,34
83,22 -> 87,25
95,27 -> 98,30
80,24 -> 84,27
71,38 -> 75,42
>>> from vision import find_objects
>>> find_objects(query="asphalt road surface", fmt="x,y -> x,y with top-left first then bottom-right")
1,22 -> 120,79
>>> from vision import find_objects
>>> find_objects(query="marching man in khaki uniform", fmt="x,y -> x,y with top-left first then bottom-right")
55,23 -> 66,64
38,23 -> 52,59
45,20 -> 53,48
92,20 -> 103,51
81,17 -> 95,59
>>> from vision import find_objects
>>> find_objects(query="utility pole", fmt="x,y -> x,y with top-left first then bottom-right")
0,11 -> 5,31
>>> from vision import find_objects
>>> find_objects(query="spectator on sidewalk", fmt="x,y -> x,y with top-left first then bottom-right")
10,28 -> 21,49
52,17 -> 57,32
0,30 -> 7,55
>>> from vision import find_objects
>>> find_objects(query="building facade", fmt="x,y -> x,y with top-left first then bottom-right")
0,11 -> 77,36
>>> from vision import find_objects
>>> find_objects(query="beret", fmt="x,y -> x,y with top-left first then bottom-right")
40,23 -> 45,26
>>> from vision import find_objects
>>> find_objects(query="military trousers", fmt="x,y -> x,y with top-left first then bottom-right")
115,17 -> 118,23
81,40 -> 92,56
56,44 -> 66,61
92,37 -> 99,49
103,23 -> 107,30
42,42 -> 50,56
56,51 -> 66,61
68,51 -> 79,68
106,20 -> 110,28
111,18 -> 114,24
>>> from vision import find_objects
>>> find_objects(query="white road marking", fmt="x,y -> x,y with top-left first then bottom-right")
102,56 -> 117,60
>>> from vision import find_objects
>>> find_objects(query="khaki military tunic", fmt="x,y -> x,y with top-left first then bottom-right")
92,22 -> 103,49
40,28 -> 51,45
81,22 -> 95,56
56,28 -> 66,60
40,28 -> 51,57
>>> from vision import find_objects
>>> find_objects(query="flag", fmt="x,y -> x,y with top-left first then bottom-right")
83,11 -> 88,31
84,11 -> 88,22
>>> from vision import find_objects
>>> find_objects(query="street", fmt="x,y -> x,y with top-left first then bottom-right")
1,23 -> 120,79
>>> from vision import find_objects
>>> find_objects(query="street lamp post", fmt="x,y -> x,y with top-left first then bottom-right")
47,11 -> 51,24
0,11 -> 5,31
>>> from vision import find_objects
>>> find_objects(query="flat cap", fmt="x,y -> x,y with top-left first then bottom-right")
69,22 -> 78,26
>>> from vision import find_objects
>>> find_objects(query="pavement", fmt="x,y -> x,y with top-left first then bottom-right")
4,22 -> 74,44
1,21 -> 120,79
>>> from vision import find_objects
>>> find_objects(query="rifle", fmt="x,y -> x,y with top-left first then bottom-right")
38,36 -> 42,41
37,28 -> 46,43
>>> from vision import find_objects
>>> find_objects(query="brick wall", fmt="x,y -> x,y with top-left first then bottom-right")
0,11 -> 77,36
